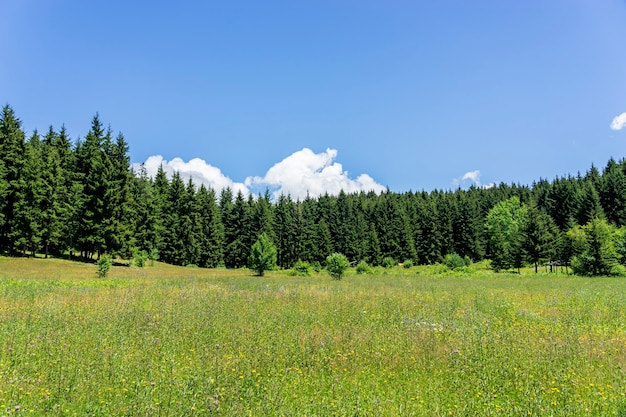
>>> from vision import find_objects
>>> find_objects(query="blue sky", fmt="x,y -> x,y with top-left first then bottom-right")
2,1 -> 626,198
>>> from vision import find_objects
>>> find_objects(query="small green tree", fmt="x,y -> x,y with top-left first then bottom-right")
248,233 -> 277,276
326,252 -> 350,280
97,254 -> 113,278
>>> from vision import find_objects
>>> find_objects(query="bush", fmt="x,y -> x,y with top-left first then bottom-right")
356,260 -> 372,274
290,260 -> 311,276
186,264 -> 198,268
326,253 -> 350,280
97,255 -> 113,278
444,253 -> 466,270
134,250 -> 148,268
403,259 -> 413,269
382,257 -> 396,268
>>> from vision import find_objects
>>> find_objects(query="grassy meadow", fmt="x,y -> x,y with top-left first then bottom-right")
1,257 -> 626,416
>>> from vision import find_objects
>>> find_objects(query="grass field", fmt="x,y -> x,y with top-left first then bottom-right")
1,257 -> 626,416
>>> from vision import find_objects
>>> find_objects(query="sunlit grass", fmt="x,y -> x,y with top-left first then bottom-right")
1,256 -> 625,415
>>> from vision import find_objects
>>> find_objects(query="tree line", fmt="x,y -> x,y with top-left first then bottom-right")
2,105 -> 626,275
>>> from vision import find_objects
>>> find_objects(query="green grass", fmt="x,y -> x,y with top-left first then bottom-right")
1,257 -> 626,415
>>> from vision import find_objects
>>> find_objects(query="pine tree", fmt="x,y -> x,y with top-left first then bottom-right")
14,131 -> 45,255
373,192 -> 416,263
196,185 -> 224,267
39,127 -> 65,257
161,172 -> 186,265
598,158 -> 626,226
523,201 -> 558,273
75,114 -> 108,258
0,105 -> 27,254
274,194 -> 299,268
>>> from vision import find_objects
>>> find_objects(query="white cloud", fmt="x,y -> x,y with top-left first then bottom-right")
132,155 -> 249,195
611,112 -> 626,131
453,170 -> 495,189
245,148 -> 387,200
462,170 -> 481,183
132,149 -> 386,201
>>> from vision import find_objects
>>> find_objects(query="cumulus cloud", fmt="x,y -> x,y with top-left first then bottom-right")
132,155 -> 249,195
611,112 -> 626,131
453,170 -> 495,189
245,148 -> 387,200
132,148 -> 386,201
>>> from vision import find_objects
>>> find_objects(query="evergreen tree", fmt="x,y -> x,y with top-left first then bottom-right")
410,192 -> 441,264
75,114 -> 108,258
598,158 -> 626,226
131,165 -> 160,256
224,190 -> 252,268
373,192 -> 416,263
14,131 -> 45,255
273,194 -> 299,268
523,201 -> 558,273
576,180 -> 604,226
160,171 -> 187,265
39,127 -> 66,257
0,105 -> 27,254
196,185 -> 224,268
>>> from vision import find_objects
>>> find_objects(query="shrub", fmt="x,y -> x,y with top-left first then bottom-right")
444,253 -> 467,270
134,250 -> 148,268
290,260 -> 311,276
356,260 -> 372,274
186,264 -> 198,268
382,257 -> 396,268
326,253 -> 350,280
403,259 -> 414,269
97,255 -> 113,278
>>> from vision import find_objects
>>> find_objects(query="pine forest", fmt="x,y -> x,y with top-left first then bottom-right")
2,105 -> 626,276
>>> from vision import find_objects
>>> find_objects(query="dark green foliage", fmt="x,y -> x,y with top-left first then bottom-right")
326,252 -> 349,280
0,105 -> 26,255
523,202 -> 558,272
248,233 -> 277,276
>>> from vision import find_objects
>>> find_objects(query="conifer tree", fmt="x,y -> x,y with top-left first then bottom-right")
196,185 -> 224,267
0,105 -> 27,254
14,131 -> 45,255
523,201 -> 558,272
273,194 -> 299,268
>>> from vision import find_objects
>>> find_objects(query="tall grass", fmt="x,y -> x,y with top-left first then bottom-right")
1,257 -> 625,415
